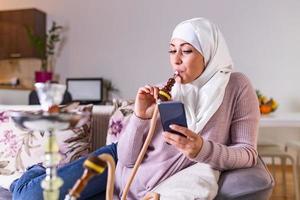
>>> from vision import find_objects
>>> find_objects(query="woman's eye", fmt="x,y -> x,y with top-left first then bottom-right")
168,50 -> 176,54
182,50 -> 192,54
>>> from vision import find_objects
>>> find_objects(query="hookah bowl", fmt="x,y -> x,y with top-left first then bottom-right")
35,82 -> 66,111
10,83 -> 89,200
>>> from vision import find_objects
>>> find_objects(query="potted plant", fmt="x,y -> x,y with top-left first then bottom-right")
26,21 -> 63,83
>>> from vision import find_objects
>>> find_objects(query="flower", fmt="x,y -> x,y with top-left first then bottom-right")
0,112 -> 9,123
7,139 -> 19,157
0,130 -> 20,157
110,119 -> 123,136
0,130 -> 16,145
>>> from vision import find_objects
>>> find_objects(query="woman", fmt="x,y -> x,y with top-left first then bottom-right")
11,17 -> 259,200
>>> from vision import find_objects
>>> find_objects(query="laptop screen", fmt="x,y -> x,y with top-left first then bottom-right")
66,78 -> 103,104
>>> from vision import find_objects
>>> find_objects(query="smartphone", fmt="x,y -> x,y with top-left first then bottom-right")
158,101 -> 188,137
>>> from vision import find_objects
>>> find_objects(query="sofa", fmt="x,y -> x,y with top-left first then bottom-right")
0,104 -> 114,200
0,103 -> 274,200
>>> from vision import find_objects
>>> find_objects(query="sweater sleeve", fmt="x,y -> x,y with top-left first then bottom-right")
117,114 -> 151,168
193,74 -> 260,171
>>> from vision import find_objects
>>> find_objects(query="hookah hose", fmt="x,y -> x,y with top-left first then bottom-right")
121,73 -> 177,200
65,153 -> 115,200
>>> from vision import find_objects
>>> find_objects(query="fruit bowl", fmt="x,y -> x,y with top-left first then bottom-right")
256,90 -> 278,115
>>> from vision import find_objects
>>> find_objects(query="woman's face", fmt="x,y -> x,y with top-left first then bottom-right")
169,38 -> 205,84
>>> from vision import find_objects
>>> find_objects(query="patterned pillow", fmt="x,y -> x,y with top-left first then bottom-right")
0,104 -> 93,189
106,100 -> 134,145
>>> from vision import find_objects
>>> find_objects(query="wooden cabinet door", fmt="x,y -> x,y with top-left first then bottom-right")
0,21 -> 13,58
0,9 -> 46,59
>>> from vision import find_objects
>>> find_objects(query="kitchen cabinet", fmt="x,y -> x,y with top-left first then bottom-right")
0,8 -> 46,59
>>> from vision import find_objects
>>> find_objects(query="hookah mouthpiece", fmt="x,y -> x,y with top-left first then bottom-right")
65,156 -> 107,200
84,156 -> 107,174
158,71 -> 178,102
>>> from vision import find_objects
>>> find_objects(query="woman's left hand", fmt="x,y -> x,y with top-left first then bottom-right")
163,124 -> 203,159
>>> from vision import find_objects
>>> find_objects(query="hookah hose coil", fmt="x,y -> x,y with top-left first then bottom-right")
121,72 -> 177,200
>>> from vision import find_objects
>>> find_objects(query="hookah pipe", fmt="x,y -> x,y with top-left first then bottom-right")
65,153 -> 115,200
121,72 -> 177,200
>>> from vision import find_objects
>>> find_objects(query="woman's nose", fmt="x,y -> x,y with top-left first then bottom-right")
174,52 -> 182,65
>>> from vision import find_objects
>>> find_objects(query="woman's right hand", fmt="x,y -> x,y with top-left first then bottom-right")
134,85 -> 159,119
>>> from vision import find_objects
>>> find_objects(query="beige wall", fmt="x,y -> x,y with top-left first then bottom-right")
0,0 -> 300,112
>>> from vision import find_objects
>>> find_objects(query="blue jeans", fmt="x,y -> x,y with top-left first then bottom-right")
10,143 -> 118,200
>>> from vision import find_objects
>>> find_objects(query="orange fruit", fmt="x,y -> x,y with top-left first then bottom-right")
260,105 -> 272,114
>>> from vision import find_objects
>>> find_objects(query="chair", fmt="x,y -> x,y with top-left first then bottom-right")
286,141 -> 300,195
258,143 -> 299,200
28,89 -> 72,105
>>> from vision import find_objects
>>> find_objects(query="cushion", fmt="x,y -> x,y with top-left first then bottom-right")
0,104 -> 93,189
106,100 -> 134,145
0,186 -> 12,200
215,155 -> 274,200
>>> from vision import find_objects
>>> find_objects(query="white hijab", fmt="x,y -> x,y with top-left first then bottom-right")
171,18 -> 234,133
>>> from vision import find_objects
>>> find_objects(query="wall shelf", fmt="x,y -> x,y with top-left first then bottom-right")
0,85 -> 33,91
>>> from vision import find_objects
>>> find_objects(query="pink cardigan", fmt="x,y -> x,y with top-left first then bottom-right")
114,72 -> 260,199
